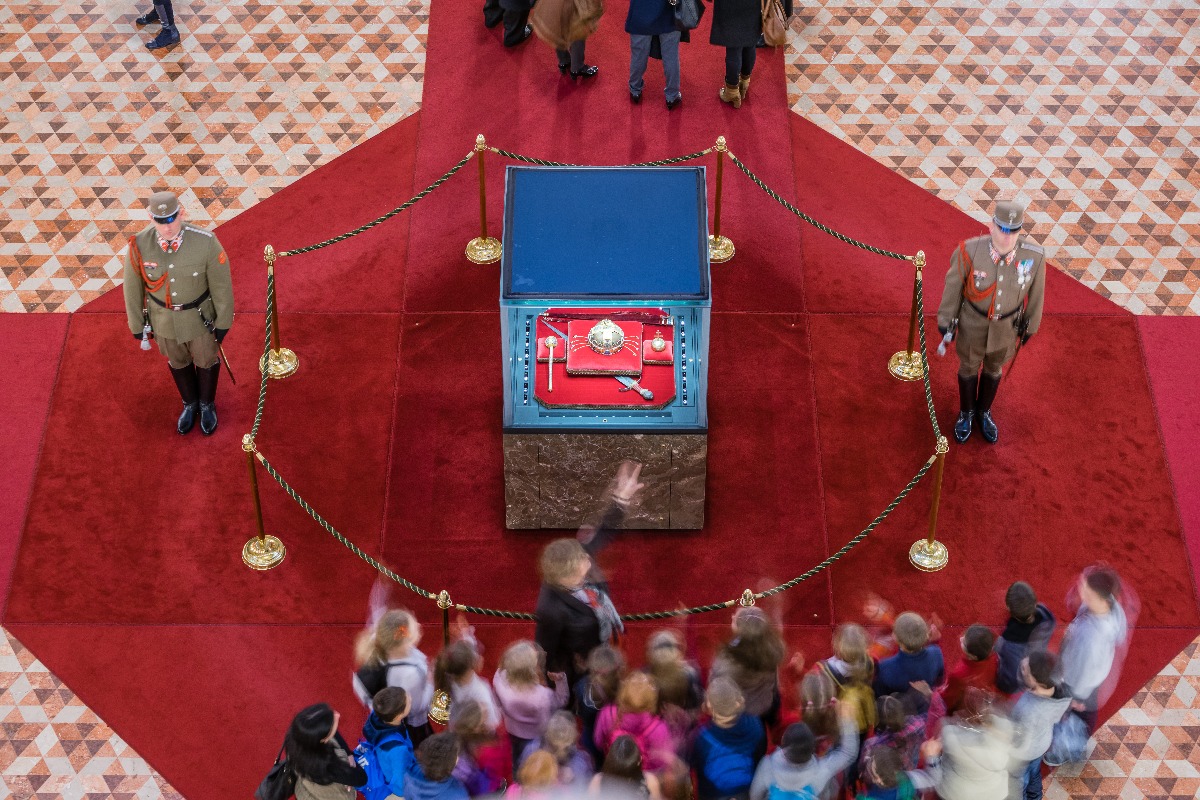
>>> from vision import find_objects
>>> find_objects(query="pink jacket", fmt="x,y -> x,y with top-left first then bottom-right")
492,670 -> 568,740
592,706 -> 675,773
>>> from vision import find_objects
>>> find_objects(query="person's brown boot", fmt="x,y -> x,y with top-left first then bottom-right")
738,74 -> 751,100
719,83 -> 742,109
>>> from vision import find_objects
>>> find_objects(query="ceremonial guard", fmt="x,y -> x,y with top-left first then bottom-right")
124,191 -> 233,436
938,201 -> 1045,444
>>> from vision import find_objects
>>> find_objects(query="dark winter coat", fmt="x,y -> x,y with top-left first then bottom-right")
709,0 -> 761,48
626,0 -> 675,35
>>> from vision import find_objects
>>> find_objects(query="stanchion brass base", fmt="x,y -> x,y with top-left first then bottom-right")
465,236 -> 502,264
429,689 -> 451,725
708,234 -> 735,263
909,538 -> 949,572
888,350 -> 925,382
243,535 -> 286,570
259,347 -> 299,379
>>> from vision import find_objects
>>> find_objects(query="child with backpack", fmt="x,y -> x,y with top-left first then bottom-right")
593,671 -> 676,774
354,608 -> 436,745
435,634 -> 500,730
355,687 -> 415,800
993,581 -> 1055,696
404,732 -> 470,800
748,700 -> 859,800
690,677 -> 767,800
574,645 -> 626,765
817,624 -> 876,736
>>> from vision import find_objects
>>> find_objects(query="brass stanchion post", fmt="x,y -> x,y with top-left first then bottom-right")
708,136 -> 735,263
241,434 -> 287,570
465,135 -> 502,265
258,244 -> 299,379
888,250 -> 926,381
429,590 -> 454,725
909,436 -> 950,571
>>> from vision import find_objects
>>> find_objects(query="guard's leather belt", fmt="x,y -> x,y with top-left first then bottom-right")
966,300 -> 1020,321
149,289 -> 210,312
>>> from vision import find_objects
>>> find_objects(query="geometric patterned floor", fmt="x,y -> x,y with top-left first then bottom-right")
785,0 -> 1200,315
0,0 -> 427,312
0,631 -> 181,799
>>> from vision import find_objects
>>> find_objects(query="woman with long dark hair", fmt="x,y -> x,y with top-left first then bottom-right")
284,703 -> 367,800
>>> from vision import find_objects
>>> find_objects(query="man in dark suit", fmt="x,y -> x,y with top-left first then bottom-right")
483,0 -> 534,47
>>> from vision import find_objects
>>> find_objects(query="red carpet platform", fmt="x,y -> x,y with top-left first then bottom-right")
3,3 -> 1199,798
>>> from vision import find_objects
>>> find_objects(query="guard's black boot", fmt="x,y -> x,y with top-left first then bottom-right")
170,364 -> 199,435
135,7 -> 159,24
977,372 -> 1001,443
146,2 -> 179,48
197,363 -> 220,435
954,373 -> 977,443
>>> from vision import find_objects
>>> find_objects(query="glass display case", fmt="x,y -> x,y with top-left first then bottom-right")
499,166 -> 711,529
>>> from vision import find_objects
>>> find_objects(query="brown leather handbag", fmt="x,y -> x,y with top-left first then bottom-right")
761,0 -> 787,47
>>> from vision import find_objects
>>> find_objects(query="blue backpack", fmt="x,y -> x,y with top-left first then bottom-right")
768,786 -> 819,800
354,729 -> 413,800
697,727 -> 756,796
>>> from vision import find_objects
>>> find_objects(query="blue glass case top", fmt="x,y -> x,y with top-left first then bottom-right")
502,166 -> 710,300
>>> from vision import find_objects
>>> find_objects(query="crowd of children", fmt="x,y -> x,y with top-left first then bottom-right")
278,564 -> 1129,800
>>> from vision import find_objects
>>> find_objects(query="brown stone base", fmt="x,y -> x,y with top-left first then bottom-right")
503,433 -> 707,529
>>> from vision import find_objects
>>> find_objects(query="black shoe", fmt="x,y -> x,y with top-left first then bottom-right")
630,91 -> 641,104
979,410 -> 998,443
953,411 -> 974,443
199,402 -> 218,435
176,402 -> 198,435
146,25 -> 180,49
135,7 -> 159,25
570,65 -> 598,81
559,62 -> 570,74
666,95 -> 682,110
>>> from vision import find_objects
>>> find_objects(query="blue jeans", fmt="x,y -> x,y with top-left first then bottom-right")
629,32 -> 681,101
1021,756 -> 1043,800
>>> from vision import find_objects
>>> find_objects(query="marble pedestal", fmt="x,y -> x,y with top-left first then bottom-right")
503,433 -> 707,529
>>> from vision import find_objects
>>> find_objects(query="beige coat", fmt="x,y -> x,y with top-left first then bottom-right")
938,234 -> 1045,373
123,223 -> 234,343
531,0 -> 604,49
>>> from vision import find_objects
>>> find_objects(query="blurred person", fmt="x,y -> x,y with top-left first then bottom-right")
994,582 -> 1056,696
691,677 -> 766,800
644,629 -> 704,751
593,671 -> 675,773
940,624 -> 999,714
123,190 -> 232,434
450,699 -> 506,796
354,608 -> 436,745
494,640 -> 569,768
1058,564 -> 1129,733
1008,652 -> 1071,800
576,645 -> 627,765
405,732 -> 470,800
873,612 -> 945,708
816,623 -> 876,736
518,710 -> 595,789
797,670 -> 839,747
710,606 -> 787,729
859,694 -> 924,773
857,744 -> 915,800
284,703 -> 367,800
434,630 -> 500,730
930,689 -> 1013,800
625,0 -> 682,108
748,701 -> 859,800
535,462 -> 644,689
588,734 -> 663,799
710,0 -> 761,108
514,749 -> 561,794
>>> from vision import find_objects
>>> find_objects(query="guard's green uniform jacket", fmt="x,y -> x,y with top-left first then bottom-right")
123,223 -> 233,343
938,234 -> 1045,371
